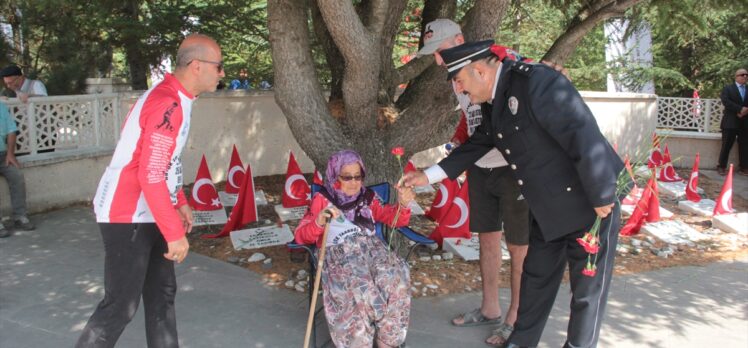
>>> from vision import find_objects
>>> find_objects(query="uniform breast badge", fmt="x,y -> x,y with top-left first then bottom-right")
508,96 -> 519,115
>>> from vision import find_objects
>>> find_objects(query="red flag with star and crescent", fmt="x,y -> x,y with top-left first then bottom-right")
685,153 -> 701,202
313,169 -> 324,186
426,178 -> 459,222
713,165 -> 734,216
430,180 -> 471,246
647,133 -> 663,169
204,163 -> 258,238
657,145 -> 683,182
188,155 -> 223,211
282,152 -> 311,208
225,145 -> 245,194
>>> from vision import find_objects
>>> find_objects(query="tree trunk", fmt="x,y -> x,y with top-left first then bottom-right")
268,0 -> 528,183
543,0 -> 644,65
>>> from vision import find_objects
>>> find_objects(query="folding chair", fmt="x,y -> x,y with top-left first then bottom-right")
287,182 -> 435,348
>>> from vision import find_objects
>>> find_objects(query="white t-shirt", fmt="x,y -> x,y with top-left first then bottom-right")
454,83 -> 507,168
18,78 -> 48,97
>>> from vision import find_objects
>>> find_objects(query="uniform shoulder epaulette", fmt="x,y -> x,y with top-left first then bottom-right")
511,61 -> 534,76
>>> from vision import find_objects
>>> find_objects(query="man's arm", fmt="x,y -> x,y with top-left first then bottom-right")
5,132 -> 20,167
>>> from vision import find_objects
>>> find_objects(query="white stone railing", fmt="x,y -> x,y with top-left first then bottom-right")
656,97 -> 723,134
3,93 -> 125,156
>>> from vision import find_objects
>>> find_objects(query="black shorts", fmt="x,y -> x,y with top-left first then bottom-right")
467,165 -> 530,245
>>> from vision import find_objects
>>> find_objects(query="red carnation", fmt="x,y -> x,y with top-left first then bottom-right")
582,262 -> 597,277
391,146 -> 405,157
576,233 -> 600,254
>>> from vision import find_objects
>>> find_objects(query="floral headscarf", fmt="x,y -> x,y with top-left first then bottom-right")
322,150 -> 374,232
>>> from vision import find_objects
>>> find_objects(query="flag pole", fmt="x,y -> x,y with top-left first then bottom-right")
303,211 -> 332,348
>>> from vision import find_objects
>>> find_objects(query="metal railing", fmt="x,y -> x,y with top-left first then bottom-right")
3,94 -> 125,156
656,97 -> 723,134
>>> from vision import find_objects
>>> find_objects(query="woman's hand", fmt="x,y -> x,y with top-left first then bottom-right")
316,206 -> 340,226
396,185 -> 415,207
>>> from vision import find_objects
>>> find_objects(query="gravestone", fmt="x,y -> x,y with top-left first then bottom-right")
219,190 -> 268,207
192,209 -> 228,226
443,235 -> 480,261
621,204 -> 673,218
712,213 -> 748,235
641,220 -> 708,244
677,199 -> 716,217
274,204 -> 308,222
230,224 -> 295,250
658,181 -> 703,199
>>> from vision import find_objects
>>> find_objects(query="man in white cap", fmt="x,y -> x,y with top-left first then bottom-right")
416,18 -> 530,346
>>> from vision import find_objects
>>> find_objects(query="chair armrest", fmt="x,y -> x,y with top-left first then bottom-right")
396,226 -> 436,245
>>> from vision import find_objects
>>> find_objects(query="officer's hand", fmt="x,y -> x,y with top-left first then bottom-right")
164,237 -> 190,263
402,171 -> 429,188
594,203 -> 615,218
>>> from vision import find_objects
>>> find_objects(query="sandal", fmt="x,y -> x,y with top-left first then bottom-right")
451,308 -> 502,327
485,322 -> 514,346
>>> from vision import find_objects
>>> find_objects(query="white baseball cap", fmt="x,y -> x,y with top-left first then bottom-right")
416,19 -> 462,57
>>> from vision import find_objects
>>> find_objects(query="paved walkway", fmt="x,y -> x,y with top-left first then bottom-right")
1,206 -> 746,347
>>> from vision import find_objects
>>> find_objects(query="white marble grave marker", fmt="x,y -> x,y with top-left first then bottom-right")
641,220 -> 708,244
712,213 -> 748,235
274,204 -> 308,222
677,199 -> 716,216
621,204 -> 673,218
192,209 -> 228,226
230,224 -> 295,250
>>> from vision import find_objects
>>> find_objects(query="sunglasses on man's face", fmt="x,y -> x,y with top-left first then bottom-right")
338,174 -> 364,182
737,73 -> 748,77
192,59 -> 224,72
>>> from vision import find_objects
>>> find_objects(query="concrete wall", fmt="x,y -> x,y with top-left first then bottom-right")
658,131 -> 738,169
1,90 -> 661,215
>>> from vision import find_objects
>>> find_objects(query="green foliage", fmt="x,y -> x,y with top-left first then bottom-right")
1,0 -> 744,96
498,0 -> 608,91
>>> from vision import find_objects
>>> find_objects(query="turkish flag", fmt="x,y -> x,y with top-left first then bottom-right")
430,180 -> 471,246
658,145 -> 682,182
425,178 -> 459,222
647,133 -> 663,169
685,153 -> 701,202
620,177 -> 655,236
713,164 -> 734,216
404,160 -> 417,174
313,169 -> 324,186
645,178 -> 661,222
282,152 -> 311,208
225,145 -> 245,194
188,155 -> 223,211
204,164 -> 258,238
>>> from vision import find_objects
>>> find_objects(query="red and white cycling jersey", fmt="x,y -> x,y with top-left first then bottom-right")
94,74 -> 194,242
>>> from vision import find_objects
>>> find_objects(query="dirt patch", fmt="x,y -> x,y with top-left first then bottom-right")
187,170 -> 748,298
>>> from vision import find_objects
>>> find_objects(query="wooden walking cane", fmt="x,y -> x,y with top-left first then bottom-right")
303,210 -> 333,348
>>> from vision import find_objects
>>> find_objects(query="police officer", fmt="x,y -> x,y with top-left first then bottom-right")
403,40 -> 623,348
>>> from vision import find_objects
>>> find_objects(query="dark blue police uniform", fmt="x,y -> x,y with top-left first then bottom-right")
436,41 -> 624,348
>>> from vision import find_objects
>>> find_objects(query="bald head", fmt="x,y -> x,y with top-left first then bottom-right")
176,34 -> 221,69
172,34 -> 224,96
736,68 -> 748,85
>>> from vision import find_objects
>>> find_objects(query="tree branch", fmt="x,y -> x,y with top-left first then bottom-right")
543,0 -> 644,65
394,55 -> 434,86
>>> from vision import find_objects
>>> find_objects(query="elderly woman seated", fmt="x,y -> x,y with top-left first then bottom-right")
294,149 -> 415,348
